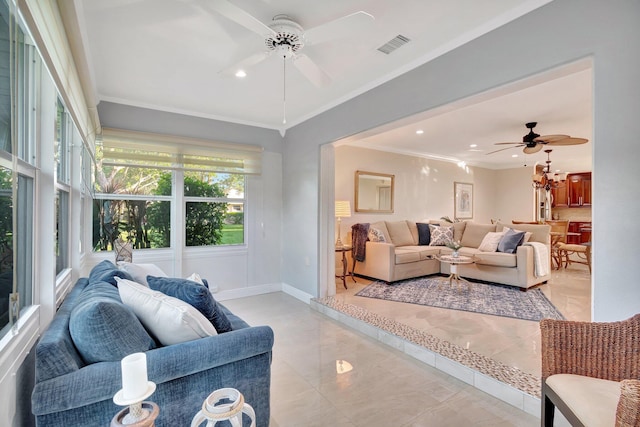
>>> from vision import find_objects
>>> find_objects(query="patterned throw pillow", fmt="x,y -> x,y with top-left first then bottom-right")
368,227 -> 386,242
428,224 -> 454,246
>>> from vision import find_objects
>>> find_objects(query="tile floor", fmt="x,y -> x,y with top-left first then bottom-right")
221,262 -> 590,427
331,264 -> 591,380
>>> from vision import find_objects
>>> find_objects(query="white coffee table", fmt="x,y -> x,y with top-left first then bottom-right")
436,254 -> 476,290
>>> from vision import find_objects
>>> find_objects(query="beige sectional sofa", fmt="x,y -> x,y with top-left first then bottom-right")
352,220 -> 550,290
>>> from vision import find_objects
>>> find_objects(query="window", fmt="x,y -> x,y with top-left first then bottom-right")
185,172 -> 245,247
93,129 -> 260,251
55,98 -> 71,275
0,2 -> 36,338
93,162 -> 171,251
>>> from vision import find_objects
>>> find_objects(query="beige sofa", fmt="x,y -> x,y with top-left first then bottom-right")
353,220 -> 550,290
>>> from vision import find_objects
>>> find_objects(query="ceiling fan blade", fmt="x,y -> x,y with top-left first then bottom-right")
523,145 -> 543,154
494,142 -> 525,145
535,134 -> 570,143
209,0 -> 276,37
293,54 -> 331,87
219,51 -> 271,76
304,11 -> 374,45
486,145 -> 523,155
546,137 -> 589,146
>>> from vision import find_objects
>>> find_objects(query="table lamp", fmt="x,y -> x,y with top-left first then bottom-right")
335,200 -> 351,247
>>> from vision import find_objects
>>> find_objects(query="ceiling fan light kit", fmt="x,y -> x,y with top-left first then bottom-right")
487,121 -> 588,155
210,0 -> 374,132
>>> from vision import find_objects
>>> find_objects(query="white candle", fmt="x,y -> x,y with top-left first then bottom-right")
121,352 -> 148,401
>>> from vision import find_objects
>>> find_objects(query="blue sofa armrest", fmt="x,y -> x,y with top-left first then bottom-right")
32,325 -> 274,415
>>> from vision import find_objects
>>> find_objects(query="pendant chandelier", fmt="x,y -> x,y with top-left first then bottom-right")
532,149 -> 567,191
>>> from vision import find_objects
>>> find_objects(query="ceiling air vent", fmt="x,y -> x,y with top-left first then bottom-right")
377,35 -> 411,54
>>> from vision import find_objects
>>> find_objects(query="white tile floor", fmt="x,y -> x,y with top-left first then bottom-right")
332,264 -> 591,378
222,261 -> 591,427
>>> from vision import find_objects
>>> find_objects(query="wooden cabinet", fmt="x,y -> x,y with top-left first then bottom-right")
567,172 -> 591,207
551,180 -> 568,207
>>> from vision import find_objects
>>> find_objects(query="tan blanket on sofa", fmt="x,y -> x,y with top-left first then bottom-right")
523,242 -> 550,277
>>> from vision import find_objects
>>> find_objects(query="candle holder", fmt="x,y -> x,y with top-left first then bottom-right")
112,353 -> 158,426
112,381 -> 157,426
110,401 -> 159,427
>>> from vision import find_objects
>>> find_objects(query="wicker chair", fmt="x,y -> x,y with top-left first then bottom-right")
540,315 -> 640,426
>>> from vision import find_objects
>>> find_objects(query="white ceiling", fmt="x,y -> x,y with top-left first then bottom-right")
72,0 -> 592,171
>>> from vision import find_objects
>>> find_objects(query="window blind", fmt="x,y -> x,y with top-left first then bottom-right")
99,128 -> 262,175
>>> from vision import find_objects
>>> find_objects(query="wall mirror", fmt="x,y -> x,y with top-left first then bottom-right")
354,171 -> 394,213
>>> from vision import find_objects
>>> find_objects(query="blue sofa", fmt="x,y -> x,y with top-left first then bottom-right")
31,269 -> 274,426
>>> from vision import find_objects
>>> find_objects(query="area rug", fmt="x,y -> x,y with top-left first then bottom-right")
355,276 -> 564,321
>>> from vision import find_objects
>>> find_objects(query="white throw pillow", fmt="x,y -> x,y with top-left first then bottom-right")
118,262 -> 168,286
367,227 -> 386,242
116,277 -> 217,345
186,272 -> 205,285
478,231 -> 506,252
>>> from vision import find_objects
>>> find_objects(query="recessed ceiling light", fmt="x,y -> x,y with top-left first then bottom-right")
469,144 -> 477,148
415,130 -> 424,135
235,70 -> 247,78
512,154 -> 518,158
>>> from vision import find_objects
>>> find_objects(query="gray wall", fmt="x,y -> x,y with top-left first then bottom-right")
282,0 -> 640,321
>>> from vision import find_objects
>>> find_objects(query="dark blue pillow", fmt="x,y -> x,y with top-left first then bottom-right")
147,276 -> 232,333
69,281 -> 156,364
416,223 -> 431,245
88,260 -> 133,286
497,229 -> 526,254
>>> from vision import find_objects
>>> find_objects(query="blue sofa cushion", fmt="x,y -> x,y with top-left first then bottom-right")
89,259 -> 133,286
147,276 -> 233,333
69,281 -> 157,364
497,228 -> 526,254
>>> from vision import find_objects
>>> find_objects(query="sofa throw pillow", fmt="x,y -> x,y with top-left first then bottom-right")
368,227 -> 386,242
478,232 -> 506,252
89,260 -> 134,286
118,262 -> 168,286
116,277 -> 217,346
69,281 -> 156,364
501,227 -> 533,244
429,224 -> 454,246
416,223 -> 431,245
497,228 -> 527,254
186,272 -> 210,289
147,276 -> 232,333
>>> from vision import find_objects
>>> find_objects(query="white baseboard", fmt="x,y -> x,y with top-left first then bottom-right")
214,283 -> 282,301
212,282 -> 316,304
282,283 -> 315,304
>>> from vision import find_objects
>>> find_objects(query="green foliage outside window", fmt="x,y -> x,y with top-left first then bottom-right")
93,168 -> 240,250
93,165 -> 168,251
0,168 -> 13,274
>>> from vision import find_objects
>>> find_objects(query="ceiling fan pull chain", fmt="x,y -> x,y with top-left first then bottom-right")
282,56 -> 287,124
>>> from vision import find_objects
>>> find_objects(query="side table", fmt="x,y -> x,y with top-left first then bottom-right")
335,245 -> 355,289
436,254 -> 475,291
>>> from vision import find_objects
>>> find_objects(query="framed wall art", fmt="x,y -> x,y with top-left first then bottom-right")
454,182 -> 473,219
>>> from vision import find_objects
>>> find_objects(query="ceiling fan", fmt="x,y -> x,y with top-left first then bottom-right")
487,122 -> 588,155
209,0 -> 375,88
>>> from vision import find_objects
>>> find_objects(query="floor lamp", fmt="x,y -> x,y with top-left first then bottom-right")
335,201 -> 351,248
